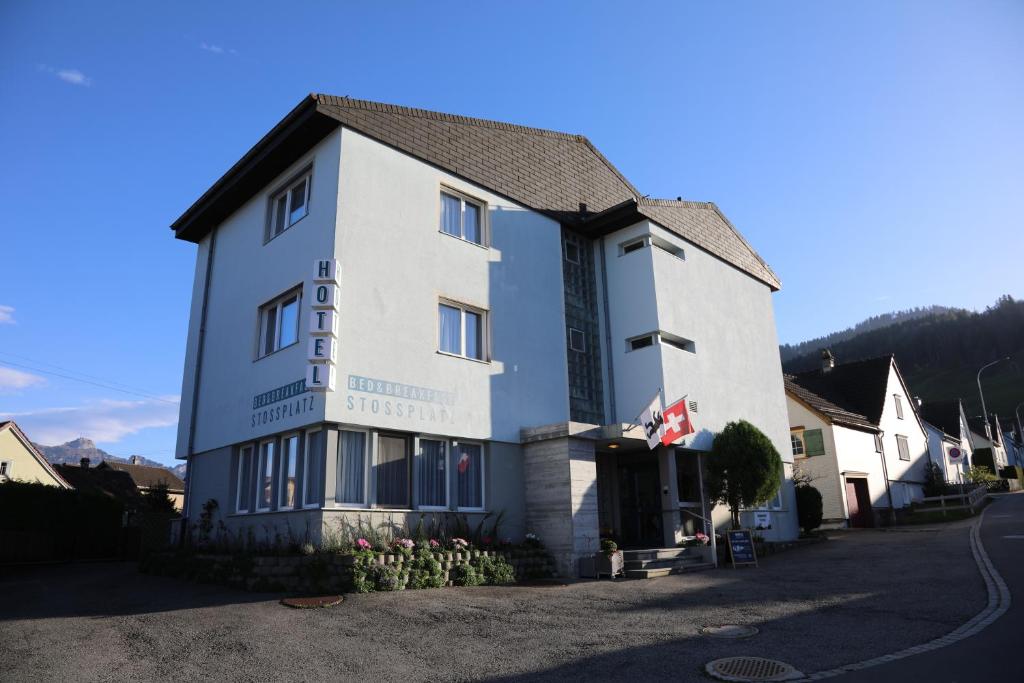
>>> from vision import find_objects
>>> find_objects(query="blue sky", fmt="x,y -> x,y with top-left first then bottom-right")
1,1 -> 1021,465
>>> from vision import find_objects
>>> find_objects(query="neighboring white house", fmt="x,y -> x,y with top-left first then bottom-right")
920,399 -> 975,484
785,353 -> 930,528
967,414 -> 1010,474
169,94 -> 798,576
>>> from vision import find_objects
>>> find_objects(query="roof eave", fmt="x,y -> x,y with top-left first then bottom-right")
171,95 -> 337,243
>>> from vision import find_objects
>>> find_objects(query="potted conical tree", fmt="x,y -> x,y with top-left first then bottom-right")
595,538 -> 623,578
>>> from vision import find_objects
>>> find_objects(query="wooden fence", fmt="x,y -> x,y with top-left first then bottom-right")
915,485 -> 988,517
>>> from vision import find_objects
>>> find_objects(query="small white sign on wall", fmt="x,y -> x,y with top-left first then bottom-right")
308,336 -> 337,362
306,362 -> 336,392
753,511 -> 772,530
309,309 -> 338,337
313,259 -> 340,283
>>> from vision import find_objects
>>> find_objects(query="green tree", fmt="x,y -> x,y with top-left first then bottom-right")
142,483 -> 176,514
706,420 -> 783,529
794,485 -> 823,535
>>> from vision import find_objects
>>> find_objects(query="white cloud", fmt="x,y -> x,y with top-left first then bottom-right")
37,64 -> 93,87
200,42 -> 237,55
0,305 -> 14,324
2,396 -> 179,445
0,367 -> 45,391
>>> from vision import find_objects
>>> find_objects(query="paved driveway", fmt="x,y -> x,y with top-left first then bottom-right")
0,520 -> 986,682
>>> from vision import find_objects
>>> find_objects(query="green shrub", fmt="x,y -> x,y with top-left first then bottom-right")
600,538 -> 618,556
369,563 -> 401,591
473,555 -> 516,585
407,548 -> 445,589
450,563 -> 483,587
795,484 -> 823,534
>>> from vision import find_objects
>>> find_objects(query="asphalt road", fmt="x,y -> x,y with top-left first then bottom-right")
839,492 -> 1024,683
0,514 -> 995,682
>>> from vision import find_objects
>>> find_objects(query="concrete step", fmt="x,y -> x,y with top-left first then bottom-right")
621,547 -> 701,562
623,555 -> 706,571
623,561 -> 716,579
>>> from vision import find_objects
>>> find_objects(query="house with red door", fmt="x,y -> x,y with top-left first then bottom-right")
784,352 -> 930,528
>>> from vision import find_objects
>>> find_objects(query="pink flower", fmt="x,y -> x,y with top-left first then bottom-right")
356,538 -> 371,550
429,539 -> 440,548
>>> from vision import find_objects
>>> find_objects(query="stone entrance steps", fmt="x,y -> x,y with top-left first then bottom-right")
621,547 -> 715,579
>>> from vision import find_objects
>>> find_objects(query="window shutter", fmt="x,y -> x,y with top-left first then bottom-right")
804,429 -> 826,456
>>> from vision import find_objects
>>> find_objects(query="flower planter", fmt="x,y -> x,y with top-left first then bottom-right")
595,550 -> 623,578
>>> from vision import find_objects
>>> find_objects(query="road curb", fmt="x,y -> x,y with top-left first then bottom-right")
804,504 -> 1011,680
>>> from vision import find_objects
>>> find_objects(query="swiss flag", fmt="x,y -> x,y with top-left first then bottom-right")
661,398 -> 694,446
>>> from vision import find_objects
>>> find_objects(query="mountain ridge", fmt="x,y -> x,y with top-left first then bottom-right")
34,438 -> 186,479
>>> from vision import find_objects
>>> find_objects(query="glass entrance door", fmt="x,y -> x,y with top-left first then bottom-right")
617,455 -> 662,548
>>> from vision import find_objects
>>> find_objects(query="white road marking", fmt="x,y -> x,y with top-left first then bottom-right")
1002,535 -> 1024,539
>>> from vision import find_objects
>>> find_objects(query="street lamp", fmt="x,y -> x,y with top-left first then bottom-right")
977,357 -> 1009,466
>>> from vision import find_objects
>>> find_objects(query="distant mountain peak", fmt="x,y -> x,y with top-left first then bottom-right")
63,437 -> 97,450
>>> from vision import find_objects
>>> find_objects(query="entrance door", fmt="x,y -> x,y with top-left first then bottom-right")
845,478 -> 873,528
618,457 -> 662,547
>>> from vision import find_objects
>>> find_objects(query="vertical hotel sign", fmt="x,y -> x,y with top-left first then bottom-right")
306,259 -> 339,391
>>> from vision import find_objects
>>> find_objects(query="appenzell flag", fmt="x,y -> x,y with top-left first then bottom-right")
661,398 -> 694,446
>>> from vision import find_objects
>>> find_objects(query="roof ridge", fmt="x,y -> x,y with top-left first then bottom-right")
315,94 -> 585,142
638,197 -> 715,209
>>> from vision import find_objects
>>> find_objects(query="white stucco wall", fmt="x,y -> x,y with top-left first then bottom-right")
786,396 -> 844,522
326,128 -> 570,442
877,366 -> 930,502
599,220 -> 797,540
176,130 -> 342,459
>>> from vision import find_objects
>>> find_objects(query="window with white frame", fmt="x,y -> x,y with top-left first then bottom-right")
438,301 -> 486,361
439,189 -> 484,246
336,430 -> 367,506
376,434 -> 410,508
416,438 -> 448,509
791,433 -> 805,457
455,442 -> 484,510
303,430 -> 323,509
896,434 -> 911,461
568,327 -> 586,353
268,170 -> 311,240
257,440 -> 275,511
236,445 -> 255,513
0,461 -> 11,478
258,288 -> 301,358
279,434 -> 299,509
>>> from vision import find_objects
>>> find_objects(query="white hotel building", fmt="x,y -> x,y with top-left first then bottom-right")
172,95 -> 798,575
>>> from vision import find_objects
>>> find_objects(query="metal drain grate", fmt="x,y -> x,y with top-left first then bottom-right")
705,657 -> 802,682
701,624 -> 759,639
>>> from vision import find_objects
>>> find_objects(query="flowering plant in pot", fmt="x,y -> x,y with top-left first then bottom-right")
595,538 -> 623,578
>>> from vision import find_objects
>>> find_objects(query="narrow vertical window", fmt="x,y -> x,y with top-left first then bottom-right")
337,430 -> 366,505
417,439 -> 447,509
455,442 -> 483,510
280,435 -> 298,509
303,430 -> 323,509
894,395 -> 904,419
463,202 -> 480,244
236,445 -> 254,513
376,435 -> 409,508
439,304 -> 462,355
279,296 -> 299,348
464,310 -> 482,360
440,192 -> 462,237
896,435 -> 910,461
257,440 -> 275,511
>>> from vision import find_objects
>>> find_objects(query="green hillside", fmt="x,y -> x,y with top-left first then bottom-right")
783,296 -> 1024,425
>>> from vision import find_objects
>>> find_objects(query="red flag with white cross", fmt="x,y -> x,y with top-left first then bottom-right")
661,398 -> 694,446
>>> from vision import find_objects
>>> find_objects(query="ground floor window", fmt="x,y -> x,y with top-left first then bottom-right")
303,430 -> 323,509
337,430 -> 366,505
376,434 -> 410,508
456,442 -> 484,510
417,438 -> 448,509
257,441 -> 275,511
236,445 -> 254,513
279,434 -> 299,509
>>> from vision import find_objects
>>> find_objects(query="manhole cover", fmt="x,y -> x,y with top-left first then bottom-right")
701,624 -> 759,639
705,657 -> 802,682
280,595 -> 343,609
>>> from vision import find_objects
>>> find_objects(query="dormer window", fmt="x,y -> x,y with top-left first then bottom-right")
267,170 -> 311,240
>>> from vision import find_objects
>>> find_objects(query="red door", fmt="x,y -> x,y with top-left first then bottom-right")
846,479 -> 873,528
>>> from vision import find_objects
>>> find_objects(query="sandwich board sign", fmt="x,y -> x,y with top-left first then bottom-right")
727,530 -> 758,568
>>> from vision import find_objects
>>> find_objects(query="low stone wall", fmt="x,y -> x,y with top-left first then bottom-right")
142,547 -> 555,594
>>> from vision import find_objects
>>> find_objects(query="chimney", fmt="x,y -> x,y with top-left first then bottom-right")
80,457 -> 90,469
821,349 -> 836,373
130,455 -> 142,465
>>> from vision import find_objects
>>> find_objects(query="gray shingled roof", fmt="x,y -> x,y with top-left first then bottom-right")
784,375 -> 878,431
172,94 -> 780,290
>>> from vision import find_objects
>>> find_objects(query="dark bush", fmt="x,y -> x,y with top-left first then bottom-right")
449,562 -> 483,587
0,480 -> 124,562
473,555 -> 516,585
795,485 -> 824,534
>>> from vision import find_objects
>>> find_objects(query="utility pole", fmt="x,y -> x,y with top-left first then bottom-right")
977,357 -> 1009,472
